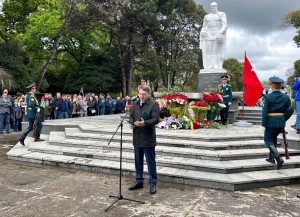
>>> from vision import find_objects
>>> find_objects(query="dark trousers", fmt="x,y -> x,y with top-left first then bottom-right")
220,103 -> 230,123
264,127 -> 282,148
13,119 -> 19,131
0,113 -> 10,132
27,116 -> 43,131
134,146 -> 157,186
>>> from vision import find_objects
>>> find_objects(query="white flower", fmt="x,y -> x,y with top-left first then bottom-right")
218,103 -> 226,108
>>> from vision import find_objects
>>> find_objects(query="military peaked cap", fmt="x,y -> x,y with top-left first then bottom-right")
26,83 -> 36,89
269,76 -> 284,83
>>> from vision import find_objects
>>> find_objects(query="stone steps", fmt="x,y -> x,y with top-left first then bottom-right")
58,129 -> 268,150
8,114 -> 300,191
77,125 -> 265,142
8,144 -> 300,191
236,116 -> 262,121
27,138 -> 300,174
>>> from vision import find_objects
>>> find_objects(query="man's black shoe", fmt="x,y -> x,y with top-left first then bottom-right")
291,124 -> 296,130
128,182 -> 143,191
277,159 -> 284,170
6,131 -> 10,134
297,194 -> 300,198
150,185 -> 156,195
266,158 -> 275,164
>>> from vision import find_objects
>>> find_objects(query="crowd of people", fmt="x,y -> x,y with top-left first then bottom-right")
0,89 -> 133,133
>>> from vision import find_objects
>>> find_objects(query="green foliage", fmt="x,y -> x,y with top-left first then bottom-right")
223,58 -> 244,91
61,53 -> 122,94
0,40 -> 32,91
287,59 -> 300,86
283,10 -> 300,47
0,0 -> 59,41
158,86 -> 183,95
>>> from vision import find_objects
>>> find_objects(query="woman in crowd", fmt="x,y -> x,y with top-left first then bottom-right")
87,96 -> 96,116
71,96 -> 79,118
77,95 -> 87,117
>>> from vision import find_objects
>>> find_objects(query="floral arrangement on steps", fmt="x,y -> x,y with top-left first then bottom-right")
161,93 -> 188,118
189,101 -> 210,121
203,92 -> 225,121
157,116 -> 227,130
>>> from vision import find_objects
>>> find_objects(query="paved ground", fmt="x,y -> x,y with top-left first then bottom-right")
1,123 -> 300,217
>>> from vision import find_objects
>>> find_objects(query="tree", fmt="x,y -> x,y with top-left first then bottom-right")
63,52 -> 122,94
0,0 -> 58,42
287,59 -> 300,86
222,58 -> 244,91
0,40 -> 31,91
283,10 -> 300,47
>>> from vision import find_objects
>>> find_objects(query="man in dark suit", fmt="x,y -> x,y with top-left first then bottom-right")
218,74 -> 232,125
262,77 -> 294,169
123,95 -> 131,112
128,85 -> 160,194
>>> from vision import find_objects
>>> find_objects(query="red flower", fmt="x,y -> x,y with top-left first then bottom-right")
193,118 -> 201,129
203,93 -> 223,103
194,101 -> 208,107
161,94 -> 188,107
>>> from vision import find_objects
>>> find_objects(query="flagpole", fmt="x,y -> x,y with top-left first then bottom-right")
233,51 -> 253,127
242,51 -> 246,121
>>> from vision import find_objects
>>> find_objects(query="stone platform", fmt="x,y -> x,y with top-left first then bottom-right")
7,114 -> 300,191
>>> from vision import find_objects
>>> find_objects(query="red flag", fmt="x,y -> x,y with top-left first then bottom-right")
243,56 -> 264,106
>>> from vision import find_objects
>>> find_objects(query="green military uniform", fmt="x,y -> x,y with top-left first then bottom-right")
26,92 -> 43,131
98,94 -> 106,115
262,77 -> 294,169
19,83 -> 44,146
218,75 -> 232,125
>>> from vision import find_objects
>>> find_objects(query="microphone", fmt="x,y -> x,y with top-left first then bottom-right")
131,95 -> 139,101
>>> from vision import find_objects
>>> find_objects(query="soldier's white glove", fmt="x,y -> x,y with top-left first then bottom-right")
37,108 -> 40,113
228,102 -> 231,105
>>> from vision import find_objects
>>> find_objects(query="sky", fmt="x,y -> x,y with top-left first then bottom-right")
194,0 -> 300,82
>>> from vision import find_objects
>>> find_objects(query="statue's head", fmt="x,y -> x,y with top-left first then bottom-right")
210,2 -> 218,13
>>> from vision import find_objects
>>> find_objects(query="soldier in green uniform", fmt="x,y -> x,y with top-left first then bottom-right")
218,75 -> 232,125
262,77 -> 294,169
19,83 -> 44,146
98,93 -> 106,115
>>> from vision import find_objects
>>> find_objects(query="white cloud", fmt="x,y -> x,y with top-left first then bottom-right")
226,27 -> 299,81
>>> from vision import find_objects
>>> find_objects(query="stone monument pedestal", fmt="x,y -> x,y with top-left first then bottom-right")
198,69 -> 227,92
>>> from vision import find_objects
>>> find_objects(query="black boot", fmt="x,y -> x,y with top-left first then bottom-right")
269,145 -> 284,169
266,151 -> 275,164
34,130 -> 45,142
224,114 -> 228,125
19,129 -> 30,146
220,111 -> 225,125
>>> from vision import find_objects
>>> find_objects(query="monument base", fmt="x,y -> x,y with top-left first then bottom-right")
198,69 -> 227,92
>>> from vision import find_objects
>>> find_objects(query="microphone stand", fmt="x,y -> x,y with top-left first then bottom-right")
105,112 -> 145,212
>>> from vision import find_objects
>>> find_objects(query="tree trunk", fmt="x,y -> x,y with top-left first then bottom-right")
35,4 -> 74,92
116,32 -> 127,97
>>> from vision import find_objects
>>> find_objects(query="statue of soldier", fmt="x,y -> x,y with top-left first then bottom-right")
200,2 -> 227,70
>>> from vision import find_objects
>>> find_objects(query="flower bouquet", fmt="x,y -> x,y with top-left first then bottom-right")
189,101 -> 210,121
203,92 -> 224,121
125,103 -> 133,114
161,93 -> 188,118
164,117 -> 182,130
156,98 -> 167,119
